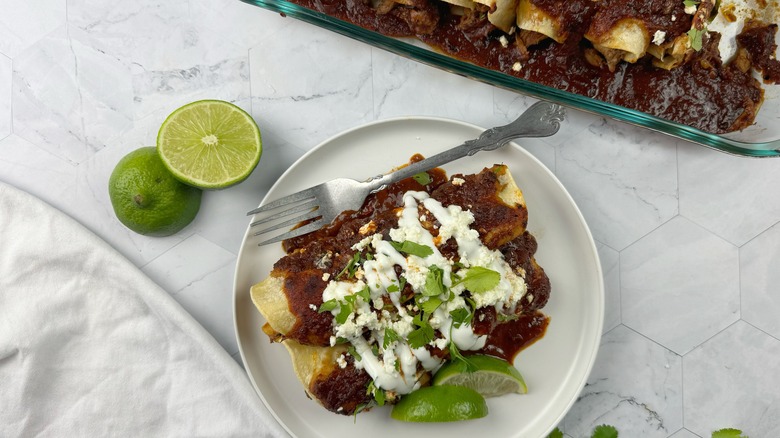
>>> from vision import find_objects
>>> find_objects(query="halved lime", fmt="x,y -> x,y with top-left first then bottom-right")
391,385 -> 488,422
432,355 -> 527,397
157,100 -> 262,189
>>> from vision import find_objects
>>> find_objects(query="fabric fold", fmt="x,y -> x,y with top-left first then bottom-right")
0,182 -> 284,437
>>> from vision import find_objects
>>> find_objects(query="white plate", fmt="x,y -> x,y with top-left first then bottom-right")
234,117 -> 604,438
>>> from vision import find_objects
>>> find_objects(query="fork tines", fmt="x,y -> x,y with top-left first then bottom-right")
247,187 -> 325,245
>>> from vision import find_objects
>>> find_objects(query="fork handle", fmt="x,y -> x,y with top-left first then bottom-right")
367,101 -> 564,192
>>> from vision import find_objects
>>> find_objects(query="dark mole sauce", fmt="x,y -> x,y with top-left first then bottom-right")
310,357 -> 373,413
274,159 -> 551,413
737,20 -> 780,84
286,0 -> 773,134
587,0 -> 690,39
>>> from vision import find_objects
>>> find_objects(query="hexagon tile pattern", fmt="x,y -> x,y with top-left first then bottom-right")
620,216 -> 740,355
684,321 -> 780,437
740,221 -> 780,340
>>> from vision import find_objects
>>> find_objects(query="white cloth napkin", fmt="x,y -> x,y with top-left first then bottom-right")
0,182 -> 286,437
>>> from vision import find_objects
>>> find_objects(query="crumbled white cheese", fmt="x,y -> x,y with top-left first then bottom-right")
671,14 -> 677,21
512,62 -> 522,71
653,30 -> 666,45
684,4 -> 697,14
337,354 -> 348,369
309,303 -> 318,311
432,337 -> 449,350
321,272 -> 331,282
451,177 -> 465,186
499,35 -> 509,48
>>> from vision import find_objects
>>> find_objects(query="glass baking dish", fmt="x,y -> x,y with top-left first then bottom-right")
240,0 -> 780,157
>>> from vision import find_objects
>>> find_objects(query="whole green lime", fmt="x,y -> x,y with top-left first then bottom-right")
108,147 -> 202,236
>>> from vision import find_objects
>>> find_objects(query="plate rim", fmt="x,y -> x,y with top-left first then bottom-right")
233,115 -> 605,437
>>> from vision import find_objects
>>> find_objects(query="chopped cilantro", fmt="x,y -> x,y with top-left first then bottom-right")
318,299 -> 338,313
367,381 -> 387,406
347,345 -> 362,361
387,284 -> 399,293
683,0 -> 700,6
413,171 -> 433,186
390,240 -> 434,258
336,252 -> 362,279
356,285 -> 371,302
420,296 -> 443,314
408,313 -> 434,348
424,265 -> 447,297
335,302 -> 352,324
383,327 -> 400,349
453,266 -> 501,293
373,386 -> 386,406
448,340 -> 475,371
591,424 -> 618,438
688,28 -> 704,51
450,307 -> 473,328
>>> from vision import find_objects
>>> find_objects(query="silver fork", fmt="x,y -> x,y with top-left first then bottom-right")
247,101 -> 565,245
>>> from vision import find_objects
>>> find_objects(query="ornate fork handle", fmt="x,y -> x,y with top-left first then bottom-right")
368,101 -> 565,192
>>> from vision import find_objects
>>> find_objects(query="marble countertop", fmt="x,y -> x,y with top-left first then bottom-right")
2,0 -> 780,436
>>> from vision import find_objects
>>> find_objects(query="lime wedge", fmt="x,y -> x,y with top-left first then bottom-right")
157,100 -> 262,189
391,385 -> 488,422
432,355 -> 527,397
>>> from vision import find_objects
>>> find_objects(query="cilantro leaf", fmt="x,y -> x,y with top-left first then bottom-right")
356,285 -> 371,302
318,299 -> 338,313
712,429 -> 747,438
454,266 -> 501,293
424,265 -> 447,297
390,240 -> 434,258
688,28 -> 704,51
337,252 -> 362,279
448,339 -> 476,371
387,284 -> 399,293
383,327 -> 400,349
408,313 -> 434,348
413,172 -> 433,186
547,428 -> 564,438
420,296 -> 443,314
683,0 -> 700,6
347,345 -> 362,361
450,307 -> 473,329
373,386 -> 386,406
367,380 -> 387,406
591,424 -> 618,438
335,302 -> 352,324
